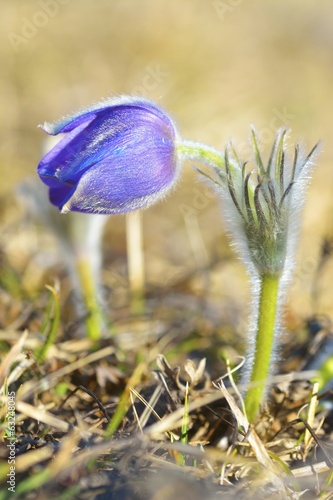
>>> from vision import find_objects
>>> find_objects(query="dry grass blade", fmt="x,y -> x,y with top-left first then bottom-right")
48,431 -> 82,476
304,381 -> 319,451
130,384 -> 164,430
144,390 -> 224,438
13,445 -> 54,474
16,401 -> 71,433
18,345 -> 115,400
292,461 -> 331,478
0,330 -> 28,390
214,378 -> 288,493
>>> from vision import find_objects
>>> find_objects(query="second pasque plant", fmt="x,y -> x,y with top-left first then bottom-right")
187,130 -> 318,421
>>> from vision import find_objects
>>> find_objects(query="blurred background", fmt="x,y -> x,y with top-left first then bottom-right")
1,0 -> 333,338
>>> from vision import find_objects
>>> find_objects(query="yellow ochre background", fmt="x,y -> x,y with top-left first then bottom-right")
1,0 -> 333,325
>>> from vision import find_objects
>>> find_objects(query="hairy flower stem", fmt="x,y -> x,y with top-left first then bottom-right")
178,133 -> 317,422
244,273 -> 280,422
177,141 -> 224,169
126,211 -> 145,315
76,257 -> 103,342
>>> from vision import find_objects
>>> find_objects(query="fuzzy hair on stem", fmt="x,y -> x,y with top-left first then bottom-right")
181,129 -> 319,419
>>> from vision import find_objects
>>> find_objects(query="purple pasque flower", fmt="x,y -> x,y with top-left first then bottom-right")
37,96 -> 180,214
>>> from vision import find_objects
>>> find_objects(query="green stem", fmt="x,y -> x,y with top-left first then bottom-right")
105,362 -> 146,438
176,140 -> 224,169
36,284 -> 60,363
244,273 -> 280,422
76,257 -> 103,342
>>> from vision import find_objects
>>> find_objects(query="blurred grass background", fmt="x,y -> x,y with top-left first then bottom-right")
1,0 -> 333,331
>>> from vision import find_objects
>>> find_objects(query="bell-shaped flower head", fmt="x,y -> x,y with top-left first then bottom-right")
37,96 -> 180,214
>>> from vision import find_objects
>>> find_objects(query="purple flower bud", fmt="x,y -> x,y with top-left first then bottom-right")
37,96 -> 180,214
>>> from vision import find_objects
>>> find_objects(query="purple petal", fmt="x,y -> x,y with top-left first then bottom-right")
60,132 -> 176,213
39,96 -> 173,135
37,97 -> 179,214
